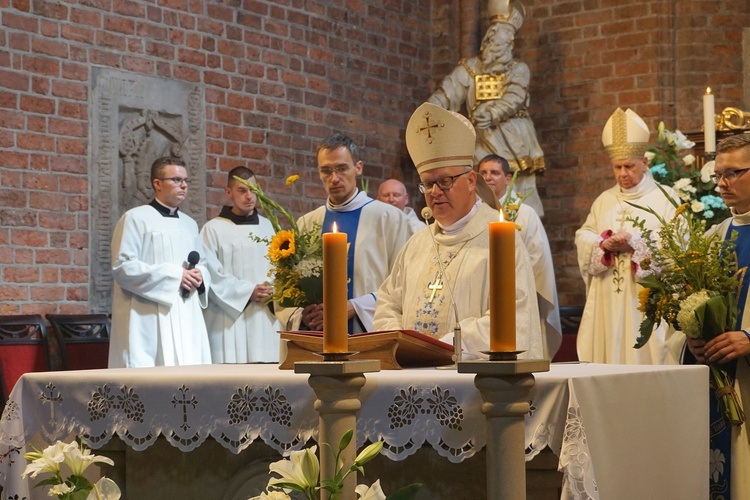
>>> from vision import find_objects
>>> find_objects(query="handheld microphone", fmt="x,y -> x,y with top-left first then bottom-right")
182,251 -> 200,298
421,207 -> 462,365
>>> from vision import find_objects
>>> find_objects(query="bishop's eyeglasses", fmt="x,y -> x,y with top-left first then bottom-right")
418,170 -> 470,194
710,168 -> 750,183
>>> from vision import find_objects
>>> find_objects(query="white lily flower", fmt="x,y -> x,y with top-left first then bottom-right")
22,441 -> 74,478
682,153 -> 695,166
644,151 -> 655,162
691,200 -> 705,213
355,480 -> 387,500
268,446 -> 319,490
65,443 -> 115,476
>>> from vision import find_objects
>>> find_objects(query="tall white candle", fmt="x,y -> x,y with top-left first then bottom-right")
704,87 -> 716,154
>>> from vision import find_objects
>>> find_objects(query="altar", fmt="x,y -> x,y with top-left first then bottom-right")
0,363 -> 709,499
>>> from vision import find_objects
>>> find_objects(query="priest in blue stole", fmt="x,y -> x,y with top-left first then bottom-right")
279,133 -> 414,333
685,134 -> 750,499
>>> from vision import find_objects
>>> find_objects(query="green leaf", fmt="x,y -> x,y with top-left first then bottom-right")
694,294 -> 733,339
386,483 -> 422,500
634,317 -> 656,349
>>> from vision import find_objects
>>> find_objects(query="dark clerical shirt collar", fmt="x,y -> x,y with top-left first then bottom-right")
149,199 -> 180,218
219,205 -> 259,225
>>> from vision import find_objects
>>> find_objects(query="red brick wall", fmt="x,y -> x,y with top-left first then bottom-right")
0,0 -> 435,314
1,0 -> 749,314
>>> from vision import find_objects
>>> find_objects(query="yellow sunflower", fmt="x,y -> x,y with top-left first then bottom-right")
637,287 -> 650,313
286,174 -> 300,186
269,230 -> 296,262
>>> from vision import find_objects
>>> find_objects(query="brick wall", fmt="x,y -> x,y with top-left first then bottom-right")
0,0 -> 434,314
1,0 -> 749,314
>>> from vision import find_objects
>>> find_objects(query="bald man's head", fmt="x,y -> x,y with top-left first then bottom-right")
377,178 -> 409,211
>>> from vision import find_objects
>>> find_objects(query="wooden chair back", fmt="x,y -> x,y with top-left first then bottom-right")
0,315 -> 51,403
46,314 -> 111,370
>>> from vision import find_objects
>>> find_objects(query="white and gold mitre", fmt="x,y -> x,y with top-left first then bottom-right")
601,108 -> 650,161
488,0 -> 525,31
406,103 -> 476,174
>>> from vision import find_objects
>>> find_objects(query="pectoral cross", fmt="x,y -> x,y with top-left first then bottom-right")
616,207 -> 632,229
427,271 -> 444,302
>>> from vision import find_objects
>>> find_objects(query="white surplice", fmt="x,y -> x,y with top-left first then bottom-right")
575,173 -> 678,364
503,194 -> 561,359
200,212 -> 281,363
278,191 -> 413,332
404,206 -> 426,234
373,201 -> 543,359
110,204 -> 212,368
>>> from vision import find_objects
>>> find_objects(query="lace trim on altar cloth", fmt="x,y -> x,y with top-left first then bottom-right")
558,406 -> 599,500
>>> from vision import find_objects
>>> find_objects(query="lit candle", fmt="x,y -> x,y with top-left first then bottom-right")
488,210 -> 516,352
704,87 -> 716,154
322,222 -> 348,353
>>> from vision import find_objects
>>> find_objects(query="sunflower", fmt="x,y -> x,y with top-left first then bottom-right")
269,230 -> 296,262
637,287 -> 650,313
286,174 -> 300,186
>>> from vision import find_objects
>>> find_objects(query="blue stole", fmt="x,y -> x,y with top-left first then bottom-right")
322,200 -> 372,333
710,222 -> 750,499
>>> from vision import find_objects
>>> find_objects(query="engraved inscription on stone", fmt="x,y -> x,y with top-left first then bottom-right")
89,68 -> 206,313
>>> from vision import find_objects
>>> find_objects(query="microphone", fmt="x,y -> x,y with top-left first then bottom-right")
421,207 -> 462,365
182,251 -> 200,298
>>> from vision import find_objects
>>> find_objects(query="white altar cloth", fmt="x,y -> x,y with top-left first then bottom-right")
0,363 -> 708,499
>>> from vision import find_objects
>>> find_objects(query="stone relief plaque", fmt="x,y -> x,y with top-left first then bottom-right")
89,68 -> 206,313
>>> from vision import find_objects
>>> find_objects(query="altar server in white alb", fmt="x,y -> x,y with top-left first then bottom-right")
575,108 -> 678,364
110,156 -> 212,368
281,133 -> 414,333
200,167 -> 281,363
478,154 -> 562,359
374,103 -> 543,359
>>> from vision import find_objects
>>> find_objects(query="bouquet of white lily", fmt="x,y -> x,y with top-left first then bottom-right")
22,440 -> 121,500
251,430 -> 419,500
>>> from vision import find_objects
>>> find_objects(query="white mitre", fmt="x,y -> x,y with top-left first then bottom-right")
406,102 -> 476,174
601,107 -> 650,161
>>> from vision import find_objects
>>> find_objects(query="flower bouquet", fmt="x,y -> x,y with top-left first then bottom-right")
235,175 -> 323,308
22,440 -> 121,499
251,430 -> 419,500
628,185 -> 745,426
647,122 -> 729,228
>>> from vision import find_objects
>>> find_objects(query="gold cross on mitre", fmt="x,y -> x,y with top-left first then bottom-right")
416,111 -> 444,144
427,270 -> 444,302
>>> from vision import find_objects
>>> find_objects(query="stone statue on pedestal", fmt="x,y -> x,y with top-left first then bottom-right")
428,0 -> 546,216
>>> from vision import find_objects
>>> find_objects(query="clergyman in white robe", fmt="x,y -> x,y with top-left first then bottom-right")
279,190 -> 413,332
110,200 -> 212,368
575,172 -> 678,364
201,206 -> 281,363
374,200 -> 543,359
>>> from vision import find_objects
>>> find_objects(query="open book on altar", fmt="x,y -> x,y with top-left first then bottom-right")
278,329 -> 455,370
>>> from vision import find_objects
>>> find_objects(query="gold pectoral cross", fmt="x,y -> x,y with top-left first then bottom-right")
427,271 -> 444,303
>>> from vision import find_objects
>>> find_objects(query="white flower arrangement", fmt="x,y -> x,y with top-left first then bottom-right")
22,440 -> 121,499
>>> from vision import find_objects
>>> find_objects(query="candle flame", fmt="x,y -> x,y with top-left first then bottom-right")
332,221 -> 338,233
706,87 -> 712,95
499,209 -> 505,223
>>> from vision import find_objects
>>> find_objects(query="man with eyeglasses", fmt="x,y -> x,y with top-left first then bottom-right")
200,166 -> 281,363
574,108 -> 679,365
684,134 -> 750,499
279,133 -> 414,333
373,103 -> 543,359
478,154 -> 562,359
109,156 -> 212,368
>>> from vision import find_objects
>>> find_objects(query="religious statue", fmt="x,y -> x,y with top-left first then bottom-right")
428,0 -> 546,216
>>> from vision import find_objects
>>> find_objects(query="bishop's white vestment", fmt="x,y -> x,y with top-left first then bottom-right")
373,201 -> 543,359
200,208 -> 281,363
279,191 -> 413,332
575,173 -> 678,364
110,202 -> 212,368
